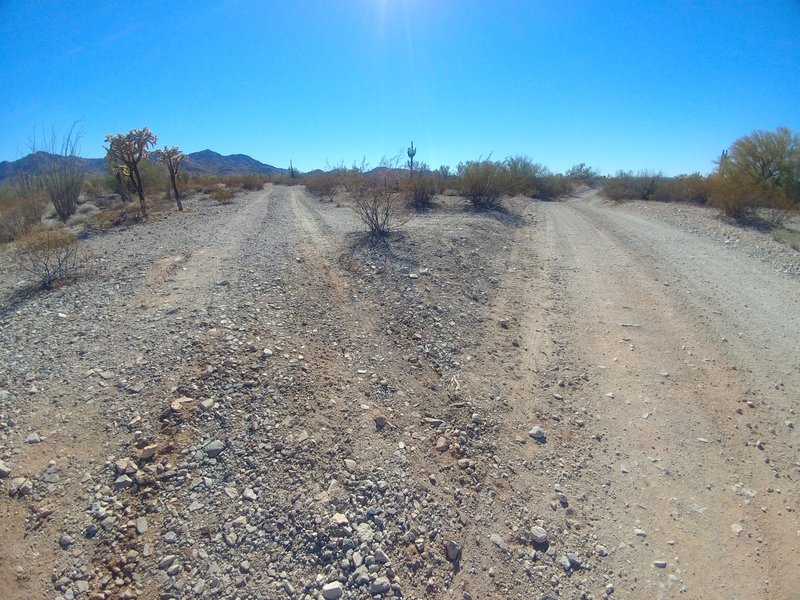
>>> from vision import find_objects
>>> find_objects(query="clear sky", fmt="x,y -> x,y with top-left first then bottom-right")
1,0 -> 798,176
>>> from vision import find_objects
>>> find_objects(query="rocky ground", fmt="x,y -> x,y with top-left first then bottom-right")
0,186 -> 798,600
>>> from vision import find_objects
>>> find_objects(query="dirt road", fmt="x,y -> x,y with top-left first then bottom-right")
1,186 -> 797,599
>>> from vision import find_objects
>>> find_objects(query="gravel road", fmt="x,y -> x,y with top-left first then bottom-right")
0,186 -> 797,599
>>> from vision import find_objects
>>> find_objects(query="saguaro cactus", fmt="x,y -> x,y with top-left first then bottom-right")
407,141 -> 416,177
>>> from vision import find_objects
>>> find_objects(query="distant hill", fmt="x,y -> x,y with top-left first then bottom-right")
0,149 -> 281,182
183,150 -> 280,175
0,151 -> 105,181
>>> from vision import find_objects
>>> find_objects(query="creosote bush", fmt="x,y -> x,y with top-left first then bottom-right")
305,173 -> 340,202
456,160 -> 508,209
14,226 -> 87,289
345,167 -> 406,237
403,175 -> 438,212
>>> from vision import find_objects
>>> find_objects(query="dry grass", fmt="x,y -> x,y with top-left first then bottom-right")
772,227 -> 800,251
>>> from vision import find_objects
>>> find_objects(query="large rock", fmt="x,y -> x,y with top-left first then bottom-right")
204,440 -> 225,457
322,581 -> 343,599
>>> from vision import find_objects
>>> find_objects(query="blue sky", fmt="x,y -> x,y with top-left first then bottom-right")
1,0 -> 798,175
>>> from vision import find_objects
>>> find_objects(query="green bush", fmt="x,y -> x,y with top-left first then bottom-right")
456,160 -> 508,208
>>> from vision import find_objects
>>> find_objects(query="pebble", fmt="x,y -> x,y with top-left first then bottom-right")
634,528 -> 647,537
530,526 -> 548,544
529,426 -> 546,440
0,460 -> 11,478
369,577 -> 391,594
445,540 -> 461,562
490,533 -> 509,553
24,432 -> 41,444
322,581 -> 343,599
204,439 -> 225,457
135,516 -> 149,534
653,560 -> 668,568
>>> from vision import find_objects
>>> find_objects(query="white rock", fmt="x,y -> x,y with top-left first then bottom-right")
322,581 -> 343,599
530,526 -> 548,544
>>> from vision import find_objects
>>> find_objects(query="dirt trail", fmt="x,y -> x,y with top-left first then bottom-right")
1,186 -> 798,600
525,191 -> 800,598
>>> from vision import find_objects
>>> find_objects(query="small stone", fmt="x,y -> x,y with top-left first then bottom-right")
0,460 -> 11,478
204,440 -> 225,457
261,348 -> 274,358
653,560 -> 668,568
374,415 -> 386,430
330,513 -> 349,527
322,581 -> 343,599
58,534 -> 75,549
529,426 -> 546,440
435,436 -> 449,452
374,548 -> 390,564
731,523 -> 743,536
136,517 -> 149,534
634,528 -> 647,537
445,540 -> 461,562
530,526 -> 548,544
559,554 -> 572,571
242,488 -> 257,501
114,474 -> 133,491
490,533 -> 509,553
24,432 -> 41,444
370,577 -> 391,594
138,444 -> 158,460
344,459 -> 357,472
595,544 -> 608,557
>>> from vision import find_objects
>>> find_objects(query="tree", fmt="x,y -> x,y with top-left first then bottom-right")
105,128 -> 158,218
154,146 -> 186,211
726,127 -> 799,200
710,127 -> 800,221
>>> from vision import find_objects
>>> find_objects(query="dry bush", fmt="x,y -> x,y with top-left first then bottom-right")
345,169 -> 406,237
226,174 -> 264,191
602,170 -> 665,201
305,173 -> 339,202
210,186 -> 236,204
456,160 -> 508,208
14,226 -> 87,289
772,227 -> 800,250
707,171 -> 792,224
403,175 -> 438,212
0,185 -> 46,242
92,204 -> 142,230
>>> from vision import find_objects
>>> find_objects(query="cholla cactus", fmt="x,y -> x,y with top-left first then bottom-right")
104,127 -> 157,218
155,146 -> 186,211
407,141 -> 416,177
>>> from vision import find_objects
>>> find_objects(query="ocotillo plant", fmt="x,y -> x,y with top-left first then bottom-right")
407,141 -> 416,177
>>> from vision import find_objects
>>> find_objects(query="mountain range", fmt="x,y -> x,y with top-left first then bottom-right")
0,149 -> 281,181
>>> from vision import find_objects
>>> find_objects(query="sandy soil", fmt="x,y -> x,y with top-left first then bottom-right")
0,186 -> 797,600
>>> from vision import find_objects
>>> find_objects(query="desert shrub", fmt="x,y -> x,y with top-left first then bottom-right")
227,173 -> 264,191
565,163 -> 601,186
305,173 -> 339,202
708,127 -> 800,223
14,226 -> 86,289
92,204 -> 141,230
0,179 -> 46,242
772,227 -> 800,250
210,186 -> 236,204
602,170 -> 665,201
30,125 -> 87,221
707,170 -> 794,224
345,168 -> 406,237
456,160 -> 509,208
403,175 -> 438,212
